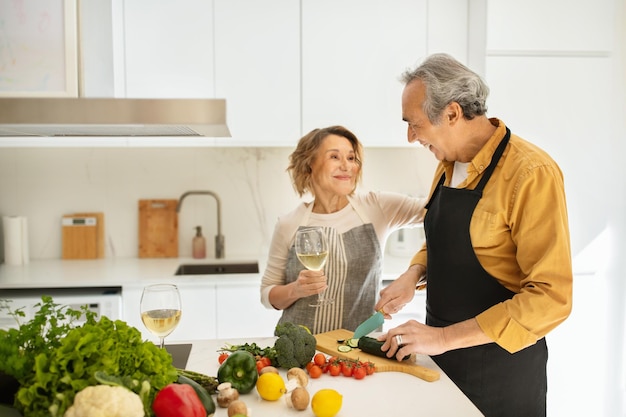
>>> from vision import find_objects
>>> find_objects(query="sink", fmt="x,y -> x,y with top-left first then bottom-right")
174,262 -> 259,275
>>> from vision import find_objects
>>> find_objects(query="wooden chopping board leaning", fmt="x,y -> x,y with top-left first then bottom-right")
138,199 -> 178,258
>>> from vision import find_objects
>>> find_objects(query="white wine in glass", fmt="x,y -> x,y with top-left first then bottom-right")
295,226 -> 331,307
140,284 -> 182,349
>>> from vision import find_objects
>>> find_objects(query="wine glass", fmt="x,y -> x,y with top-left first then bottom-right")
295,226 -> 331,307
140,284 -> 182,349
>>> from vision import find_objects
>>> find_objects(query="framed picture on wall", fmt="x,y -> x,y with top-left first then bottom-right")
0,0 -> 78,97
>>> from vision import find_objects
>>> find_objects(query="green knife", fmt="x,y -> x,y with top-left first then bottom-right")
353,311 -> 384,339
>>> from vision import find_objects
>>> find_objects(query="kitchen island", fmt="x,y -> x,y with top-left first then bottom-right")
185,337 -> 484,417
0,259 -> 484,416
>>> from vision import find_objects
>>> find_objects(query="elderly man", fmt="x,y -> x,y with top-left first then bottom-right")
377,53 -> 573,417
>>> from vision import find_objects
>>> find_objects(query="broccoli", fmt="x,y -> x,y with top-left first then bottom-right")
273,322 -> 317,369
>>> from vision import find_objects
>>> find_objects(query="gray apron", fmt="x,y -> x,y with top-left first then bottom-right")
277,204 -> 382,335
425,128 -> 547,417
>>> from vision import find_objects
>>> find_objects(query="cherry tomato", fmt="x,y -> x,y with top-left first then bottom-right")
308,364 -> 323,379
256,360 -> 268,373
305,361 -> 315,372
341,361 -> 354,377
313,353 -> 327,367
353,365 -> 367,380
364,361 -> 376,375
328,363 -> 341,377
218,352 -> 229,365
260,356 -> 272,367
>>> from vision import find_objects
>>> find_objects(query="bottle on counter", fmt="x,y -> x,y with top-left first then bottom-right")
192,226 -> 206,259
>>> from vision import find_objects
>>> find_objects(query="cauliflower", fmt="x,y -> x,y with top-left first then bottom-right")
274,322 -> 317,368
63,385 -> 144,417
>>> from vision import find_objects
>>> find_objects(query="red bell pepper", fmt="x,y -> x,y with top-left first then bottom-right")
152,383 -> 206,417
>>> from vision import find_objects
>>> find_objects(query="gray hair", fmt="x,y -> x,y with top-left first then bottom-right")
400,53 -> 489,124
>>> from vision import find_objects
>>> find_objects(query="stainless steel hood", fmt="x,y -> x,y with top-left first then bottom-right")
0,97 -> 230,137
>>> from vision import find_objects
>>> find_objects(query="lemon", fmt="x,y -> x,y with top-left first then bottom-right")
256,372 -> 286,401
311,389 -> 343,417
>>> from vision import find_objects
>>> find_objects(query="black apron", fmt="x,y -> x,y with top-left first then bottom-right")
424,128 -> 547,417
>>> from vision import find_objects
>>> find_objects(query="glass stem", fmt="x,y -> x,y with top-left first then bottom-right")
159,337 -> 165,349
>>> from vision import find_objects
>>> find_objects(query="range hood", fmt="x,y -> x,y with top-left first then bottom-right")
0,97 -> 230,137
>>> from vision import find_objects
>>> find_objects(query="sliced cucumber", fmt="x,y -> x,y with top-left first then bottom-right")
346,338 -> 359,348
337,345 -> 352,353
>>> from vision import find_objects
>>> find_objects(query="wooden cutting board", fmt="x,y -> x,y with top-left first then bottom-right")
138,199 -> 178,258
315,329 -> 440,382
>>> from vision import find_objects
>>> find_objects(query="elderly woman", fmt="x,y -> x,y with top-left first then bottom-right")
260,125 -> 426,334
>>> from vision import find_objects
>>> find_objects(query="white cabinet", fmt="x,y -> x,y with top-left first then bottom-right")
122,1 -> 216,98
301,0 -> 428,147
122,283 -> 217,342
486,0 -> 613,52
122,278 -> 279,343
215,280 -> 282,339
213,0 -> 301,146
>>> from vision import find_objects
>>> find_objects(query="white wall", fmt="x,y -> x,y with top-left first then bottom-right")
0,146 -> 436,260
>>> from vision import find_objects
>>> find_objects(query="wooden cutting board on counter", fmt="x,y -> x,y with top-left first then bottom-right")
315,329 -> 440,382
138,199 -> 178,258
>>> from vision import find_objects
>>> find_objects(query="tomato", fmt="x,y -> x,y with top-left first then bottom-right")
218,352 -> 230,365
313,353 -> 327,367
308,364 -> 323,379
305,361 -> 315,372
328,363 -> 341,377
364,361 -> 376,375
353,365 -> 367,380
256,358 -> 273,373
341,361 -> 354,377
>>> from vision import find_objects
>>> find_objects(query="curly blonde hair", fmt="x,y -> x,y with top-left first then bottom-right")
287,126 -> 363,197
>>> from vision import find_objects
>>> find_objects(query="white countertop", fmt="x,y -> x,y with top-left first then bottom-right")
186,337 -> 484,417
0,254 -> 415,291
0,257 -> 263,290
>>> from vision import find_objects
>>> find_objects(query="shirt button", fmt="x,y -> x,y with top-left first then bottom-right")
479,165 -> 484,170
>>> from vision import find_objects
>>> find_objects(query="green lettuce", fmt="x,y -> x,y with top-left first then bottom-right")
1,297 -> 178,417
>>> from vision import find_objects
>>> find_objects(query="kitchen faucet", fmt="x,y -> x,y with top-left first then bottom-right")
176,191 -> 224,258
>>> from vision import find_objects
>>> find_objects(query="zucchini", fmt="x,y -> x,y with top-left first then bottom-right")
177,374 -> 216,415
357,336 -> 411,361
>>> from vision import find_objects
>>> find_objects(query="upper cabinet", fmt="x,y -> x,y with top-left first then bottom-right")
486,0 -> 613,52
123,2 -> 216,98
212,0 -> 301,147
301,0 -> 428,147
1,0 -> 473,147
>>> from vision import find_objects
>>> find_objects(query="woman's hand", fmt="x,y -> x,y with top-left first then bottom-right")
268,269 -> 327,310
375,264 -> 425,318
293,269 -> 327,298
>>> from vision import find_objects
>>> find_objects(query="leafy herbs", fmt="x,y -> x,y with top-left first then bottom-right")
0,296 -> 94,382
0,296 -> 178,417
219,342 -> 278,363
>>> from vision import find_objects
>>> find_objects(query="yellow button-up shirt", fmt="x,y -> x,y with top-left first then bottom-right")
411,119 -> 573,353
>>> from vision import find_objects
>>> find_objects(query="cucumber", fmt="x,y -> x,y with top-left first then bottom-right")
357,336 -> 411,361
177,374 -> 216,415
346,338 -> 359,348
